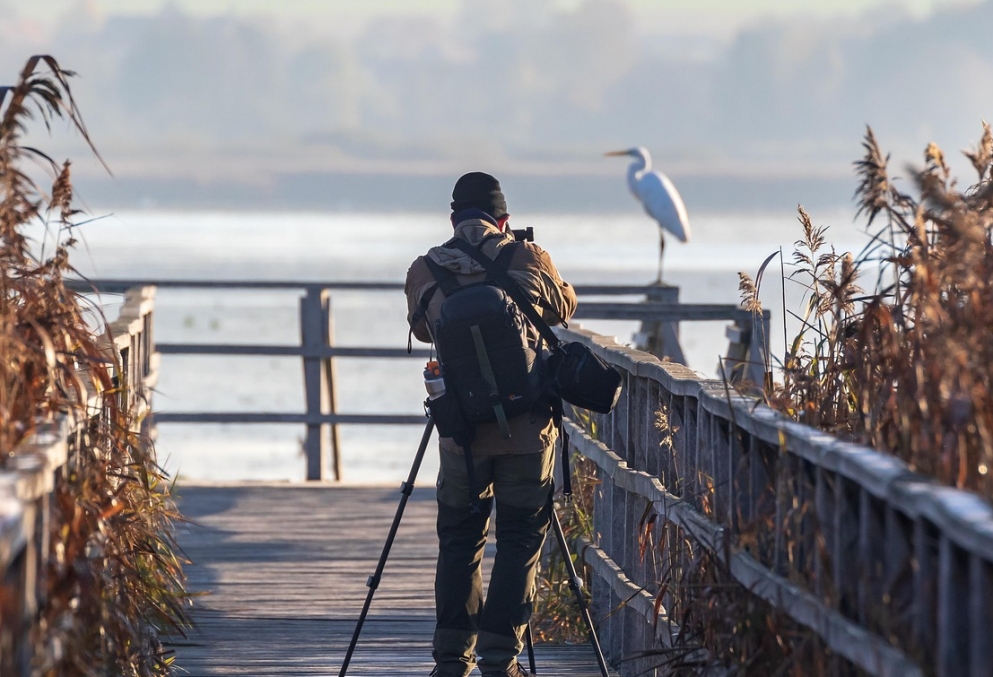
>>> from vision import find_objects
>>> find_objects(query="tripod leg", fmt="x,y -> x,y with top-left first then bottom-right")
550,506 -> 610,677
524,622 -> 537,675
338,417 -> 435,677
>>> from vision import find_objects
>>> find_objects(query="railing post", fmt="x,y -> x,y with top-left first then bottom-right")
723,320 -> 750,384
301,287 -> 330,481
0,474 -> 27,677
141,287 -> 156,439
968,554 -> 993,677
913,517 -> 938,667
633,284 -> 685,364
748,310 -> 771,386
723,310 -> 770,387
323,294 -> 343,481
937,536 -> 970,677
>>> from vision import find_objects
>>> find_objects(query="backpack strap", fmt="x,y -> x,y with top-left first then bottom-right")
470,325 -> 512,439
491,245 -> 567,329
449,239 -> 563,350
423,256 -> 462,296
407,256 -> 463,353
492,241 -> 517,273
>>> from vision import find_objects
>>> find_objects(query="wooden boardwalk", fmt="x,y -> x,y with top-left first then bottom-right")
168,484 -> 613,676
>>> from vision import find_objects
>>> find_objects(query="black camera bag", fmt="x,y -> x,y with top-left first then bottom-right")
450,240 -> 622,414
548,341 -> 622,413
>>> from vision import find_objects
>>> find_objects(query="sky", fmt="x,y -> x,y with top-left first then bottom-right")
2,0 -> 990,212
18,0 -> 979,21
11,0 -> 983,46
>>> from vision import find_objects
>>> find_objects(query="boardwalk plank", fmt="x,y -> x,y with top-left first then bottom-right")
167,484 -> 614,676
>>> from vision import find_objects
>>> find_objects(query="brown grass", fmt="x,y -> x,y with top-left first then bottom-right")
531,413 -> 598,644
744,124 -> 993,497
1,55 -> 189,676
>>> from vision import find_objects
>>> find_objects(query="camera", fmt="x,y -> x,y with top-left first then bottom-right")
512,227 -> 534,242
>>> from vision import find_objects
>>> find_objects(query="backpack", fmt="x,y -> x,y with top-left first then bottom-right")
416,239 -> 546,440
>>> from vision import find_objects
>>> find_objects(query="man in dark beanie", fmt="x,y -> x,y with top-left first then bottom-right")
405,173 -> 576,677
449,171 -> 509,220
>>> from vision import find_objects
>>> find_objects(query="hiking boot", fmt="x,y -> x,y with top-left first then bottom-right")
481,662 -> 531,677
429,666 -> 473,677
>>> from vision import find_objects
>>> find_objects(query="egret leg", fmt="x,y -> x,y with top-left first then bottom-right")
656,230 -> 665,284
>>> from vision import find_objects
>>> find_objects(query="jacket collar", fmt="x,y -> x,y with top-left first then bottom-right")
430,217 -> 511,275
452,207 -> 499,227
452,217 -> 509,247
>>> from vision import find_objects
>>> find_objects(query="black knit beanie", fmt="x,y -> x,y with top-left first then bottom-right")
450,172 -> 508,220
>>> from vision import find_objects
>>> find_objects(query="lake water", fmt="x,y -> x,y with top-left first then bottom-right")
61,209 -> 868,484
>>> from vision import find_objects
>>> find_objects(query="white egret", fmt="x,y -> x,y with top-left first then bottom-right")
605,147 -> 691,283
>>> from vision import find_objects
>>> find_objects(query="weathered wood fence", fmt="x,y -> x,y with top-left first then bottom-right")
0,418 -> 67,676
22,280 -> 993,675
559,325 -> 993,677
66,279 -> 767,482
0,286 -> 156,675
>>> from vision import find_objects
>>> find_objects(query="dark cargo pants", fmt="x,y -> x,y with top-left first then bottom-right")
433,444 -> 554,675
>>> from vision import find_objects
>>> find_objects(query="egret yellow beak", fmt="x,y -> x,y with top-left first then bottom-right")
604,150 -> 629,157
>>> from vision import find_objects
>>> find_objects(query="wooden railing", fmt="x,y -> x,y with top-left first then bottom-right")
0,286 -> 155,676
0,418 -> 68,676
66,279 -> 768,482
559,325 -> 993,677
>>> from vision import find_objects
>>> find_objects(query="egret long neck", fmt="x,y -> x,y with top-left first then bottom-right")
626,159 -> 646,195
627,151 -> 649,181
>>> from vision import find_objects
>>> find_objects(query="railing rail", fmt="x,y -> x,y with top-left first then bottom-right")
0,286 -> 154,677
67,278 -> 769,482
559,325 -> 992,677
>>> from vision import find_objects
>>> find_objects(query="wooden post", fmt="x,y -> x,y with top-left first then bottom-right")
833,476 -> 860,615
633,284 -> 685,364
691,398 -> 708,513
723,310 -> 770,386
142,291 -> 155,439
322,294 -> 343,481
669,394 -> 685,498
723,320 -> 750,383
750,310 -> 771,387
0,474 -> 27,677
712,418 -> 731,529
882,506 -> 914,643
301,288 -> 330,481
913,517 -> 938,668
968,555 -> 993,677
937,536 -> 969,677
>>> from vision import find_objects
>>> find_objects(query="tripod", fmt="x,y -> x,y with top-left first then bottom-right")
338,414 -> 609,677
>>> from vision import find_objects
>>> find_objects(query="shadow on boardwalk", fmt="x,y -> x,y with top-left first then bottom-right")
168,484 -> 611,676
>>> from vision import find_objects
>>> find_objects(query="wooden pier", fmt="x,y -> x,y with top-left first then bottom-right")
13,279 -> 991,676
170,483 -> 614,676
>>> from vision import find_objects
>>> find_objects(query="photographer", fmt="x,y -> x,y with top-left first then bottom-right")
404,172 -> 577,677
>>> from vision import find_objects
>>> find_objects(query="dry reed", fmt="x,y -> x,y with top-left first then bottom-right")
744,124 -> 993,497
531,411 -> 598,644
1,56 -> 189,676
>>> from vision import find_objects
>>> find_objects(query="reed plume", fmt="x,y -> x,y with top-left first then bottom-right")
768,125 -> 993,496
1,56 -> 189,676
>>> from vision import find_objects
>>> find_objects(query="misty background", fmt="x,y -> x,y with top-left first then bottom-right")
6,0 -> 991,479
3,0 -> 991,215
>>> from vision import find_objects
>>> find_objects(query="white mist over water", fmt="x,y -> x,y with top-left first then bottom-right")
64,209 -> 869,484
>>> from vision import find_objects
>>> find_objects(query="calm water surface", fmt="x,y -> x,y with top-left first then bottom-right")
62,210 -> 867,483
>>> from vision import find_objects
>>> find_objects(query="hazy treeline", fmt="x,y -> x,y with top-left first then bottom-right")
2,0 -> 991,175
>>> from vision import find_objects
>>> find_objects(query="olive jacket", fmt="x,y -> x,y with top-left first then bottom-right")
404,216 -> 578,455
